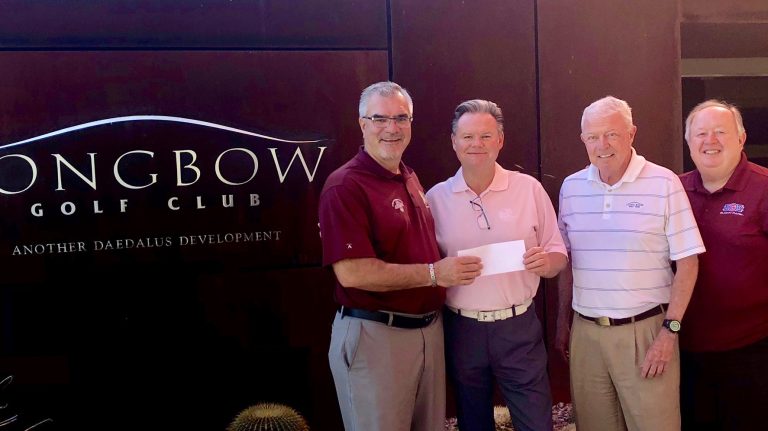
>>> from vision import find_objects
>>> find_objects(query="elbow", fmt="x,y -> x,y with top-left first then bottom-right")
545,253 -> 569,278
680,254 -> 699,273
334,271 -> 357,288
689,257 -> 700,282
336,273 -> 359,288
675,254 -> 700,287
542,270 -> 559,279
332,260 -> 363,288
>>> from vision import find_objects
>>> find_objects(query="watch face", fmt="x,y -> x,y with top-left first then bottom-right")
668,320 -> 681,332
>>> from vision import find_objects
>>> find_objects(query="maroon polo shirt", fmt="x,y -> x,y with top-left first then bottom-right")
680,152 -> 768,352
318,147 -> 444,314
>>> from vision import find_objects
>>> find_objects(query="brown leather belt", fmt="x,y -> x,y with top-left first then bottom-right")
578,304 -> 667,327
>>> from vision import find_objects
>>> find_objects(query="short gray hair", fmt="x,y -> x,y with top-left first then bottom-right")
581,96 -> 633,130
358,81 -> 413,117
684,99 -> 746,142
451,99 -> 504,134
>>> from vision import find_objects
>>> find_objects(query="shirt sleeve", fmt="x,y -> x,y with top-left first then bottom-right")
557,185 -> 571,252
665,174 -> 706,260
318,182 -> 377,267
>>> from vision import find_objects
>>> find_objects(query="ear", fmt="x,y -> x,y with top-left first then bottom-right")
451,133 -> 458,152
628,125 -> 638,142
739,131 -> 747,148
498,130 -> 505,149
358,117 -> 366,133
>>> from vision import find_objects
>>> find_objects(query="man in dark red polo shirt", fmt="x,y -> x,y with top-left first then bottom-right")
318,81 -> 482,431
680,99 -> 768,430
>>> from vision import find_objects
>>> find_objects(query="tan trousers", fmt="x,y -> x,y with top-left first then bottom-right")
329,311 -> 446,431
570,312 -> 680,431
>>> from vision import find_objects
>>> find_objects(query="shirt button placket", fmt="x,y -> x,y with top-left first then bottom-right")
603,188 -> 613,219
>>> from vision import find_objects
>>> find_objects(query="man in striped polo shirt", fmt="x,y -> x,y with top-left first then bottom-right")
555,96 -> 705,431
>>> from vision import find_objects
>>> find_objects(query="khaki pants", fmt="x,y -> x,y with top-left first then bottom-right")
570,312 -> 680,431
329,311 -> 446,431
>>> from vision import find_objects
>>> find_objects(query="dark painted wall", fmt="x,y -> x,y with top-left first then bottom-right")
0,0 -> 388,49
391,0 -> 539,187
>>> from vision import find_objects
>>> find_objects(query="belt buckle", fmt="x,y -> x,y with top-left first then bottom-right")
596,316 -> 611,326
423,313 -> 435,325
477,311 -> 495,322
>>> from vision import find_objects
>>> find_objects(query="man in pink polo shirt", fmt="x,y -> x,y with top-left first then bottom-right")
679,100 -> 768,430
319,82 -> 483,431
426,99 -> 567,431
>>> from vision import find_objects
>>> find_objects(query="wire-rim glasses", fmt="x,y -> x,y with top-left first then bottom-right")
469,196 -> 491,230
361,115 -> 413,129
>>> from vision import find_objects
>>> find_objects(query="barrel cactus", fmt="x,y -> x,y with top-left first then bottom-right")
227,403 -> 309,431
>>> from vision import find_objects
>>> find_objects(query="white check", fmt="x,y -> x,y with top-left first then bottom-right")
457,240 -> 527,277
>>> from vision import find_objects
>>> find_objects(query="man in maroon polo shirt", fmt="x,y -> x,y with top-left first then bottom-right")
680,99 -> 768,430
318,81 -> 482,431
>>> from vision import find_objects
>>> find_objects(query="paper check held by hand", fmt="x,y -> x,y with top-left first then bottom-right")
457,240 -> 526,277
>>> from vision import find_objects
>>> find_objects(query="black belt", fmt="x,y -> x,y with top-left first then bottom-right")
578,304 -> 667,327
340,306 -> 437,329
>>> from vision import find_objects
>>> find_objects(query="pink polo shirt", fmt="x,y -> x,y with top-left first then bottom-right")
426,164 -> 567,310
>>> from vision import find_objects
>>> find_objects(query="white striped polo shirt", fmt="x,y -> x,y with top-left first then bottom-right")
558,149 -> 705,318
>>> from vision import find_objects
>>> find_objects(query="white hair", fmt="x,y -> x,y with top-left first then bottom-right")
581,96 -> 633,130
358,81 -> 413,117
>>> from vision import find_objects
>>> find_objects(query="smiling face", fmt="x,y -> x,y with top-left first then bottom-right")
359,92 -> 412,173
581,111 -> 637,185
452,112 -> 503,171
687,106 -> 745,181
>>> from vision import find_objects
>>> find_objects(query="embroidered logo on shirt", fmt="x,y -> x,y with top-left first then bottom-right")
627,201 -> 643,208
346,243 -> 352,249
498,208 -> 515,220
392,198 -> 405,213
720,203 -> 745,216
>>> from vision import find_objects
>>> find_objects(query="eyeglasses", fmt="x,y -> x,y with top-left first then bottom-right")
469,196 -> 491,230
581,131 -> 623,144
361,115 -> 413,129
